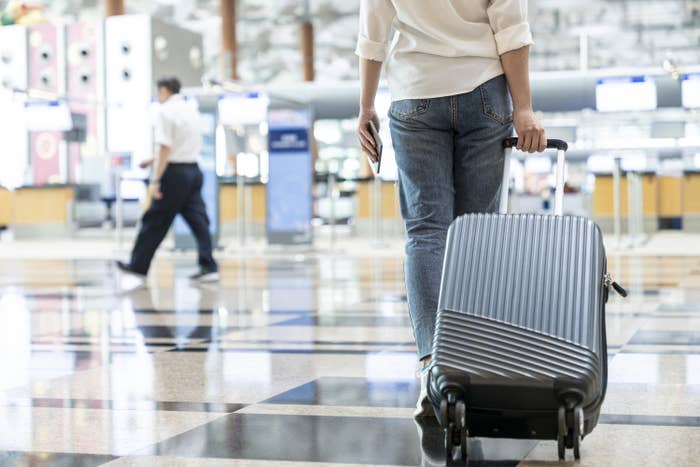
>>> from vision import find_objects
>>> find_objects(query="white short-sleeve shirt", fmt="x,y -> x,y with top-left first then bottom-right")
154,94 -> 201,163
355,0 -> 534,101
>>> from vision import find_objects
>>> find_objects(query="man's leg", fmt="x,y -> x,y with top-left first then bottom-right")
389,97 -> 454,362
128,198 -> 177,275
180,166 -> 218,272
128,166 -> 186,275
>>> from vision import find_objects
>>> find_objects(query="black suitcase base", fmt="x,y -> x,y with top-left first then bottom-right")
431,386 -> 588,465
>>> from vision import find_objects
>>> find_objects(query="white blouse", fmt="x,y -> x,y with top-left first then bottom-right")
355,0 -> 534,101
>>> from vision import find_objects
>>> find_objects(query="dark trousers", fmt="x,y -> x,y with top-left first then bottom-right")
129,163 -> 217,275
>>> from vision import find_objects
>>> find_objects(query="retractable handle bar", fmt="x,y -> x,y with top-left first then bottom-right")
503,137 -> 568,151
500,138 -> 569,216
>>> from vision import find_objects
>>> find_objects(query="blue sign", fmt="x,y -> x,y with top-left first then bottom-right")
266,108 -> 313,244
596,76 -> 649,85
269,129 -> 310,152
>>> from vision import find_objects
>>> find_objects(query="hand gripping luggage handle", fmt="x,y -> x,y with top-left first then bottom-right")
503,138 -> 568,151
500,138 -> 569,216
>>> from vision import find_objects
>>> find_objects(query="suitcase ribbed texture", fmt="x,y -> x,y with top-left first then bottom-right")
438,214 -> 605,352
435,311 -> 599,382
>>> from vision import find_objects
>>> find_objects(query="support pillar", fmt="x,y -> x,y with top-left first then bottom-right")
105,0 -> 124,16
220,0 -> 238,80
301,21 -> 315,81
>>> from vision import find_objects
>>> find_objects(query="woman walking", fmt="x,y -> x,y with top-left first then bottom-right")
355,0 -> 547,416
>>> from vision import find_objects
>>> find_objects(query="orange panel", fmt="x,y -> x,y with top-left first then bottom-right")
684,174 -> 700,214
658,176 -> 682,217
381,181 -> 400,219
250,184 -> 266,222
356,181 -> 400,220
356,182 -> 370,219
593,175 -> 657,217
219,185 -> 238,221
641,174 -> 658,216
219,184 -> 266,222
0,189 -> 11,225
13,187 -> 74,224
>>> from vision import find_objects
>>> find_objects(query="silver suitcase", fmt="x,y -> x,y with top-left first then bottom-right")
428,138 -> 626,465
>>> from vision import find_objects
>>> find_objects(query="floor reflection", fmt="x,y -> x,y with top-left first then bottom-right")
0,254 -> 699,465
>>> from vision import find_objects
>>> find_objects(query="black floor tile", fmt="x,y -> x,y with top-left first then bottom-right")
268,309 -> 317,315
214,339 -> 414,346
170,347 -> 415,355
657,304 -> 700,313
600,414 -> 700,427
133,308 -> 251,315
628,330 -> 700,345
2,398 -> 246,414
264,377 -> 419,408
272,315 -> 412,327
620,349 -> 700,355
134,413 -> 531,466
365,293 -> 408,303
67,325 -> 237,340
0,451 -> 116,467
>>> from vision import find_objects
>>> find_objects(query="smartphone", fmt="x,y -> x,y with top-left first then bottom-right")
367,120 -> 383,175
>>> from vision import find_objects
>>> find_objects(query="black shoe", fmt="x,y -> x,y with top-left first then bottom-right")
116,261 -> 146,279
190,268 -> 220,283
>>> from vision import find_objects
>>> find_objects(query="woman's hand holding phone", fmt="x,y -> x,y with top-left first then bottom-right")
357,108 -> 382,175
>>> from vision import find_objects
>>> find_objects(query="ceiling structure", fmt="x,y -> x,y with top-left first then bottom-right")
6,0 -> 700,82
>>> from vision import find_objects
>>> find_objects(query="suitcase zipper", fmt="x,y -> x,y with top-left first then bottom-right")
604,273 -> 628,297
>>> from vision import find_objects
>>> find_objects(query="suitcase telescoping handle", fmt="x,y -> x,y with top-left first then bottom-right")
500,138 -> 569,216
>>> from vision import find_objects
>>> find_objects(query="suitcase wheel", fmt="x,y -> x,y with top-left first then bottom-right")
573,408 -> 582,460
444,394 -> 468,466
557,403 -> 583,461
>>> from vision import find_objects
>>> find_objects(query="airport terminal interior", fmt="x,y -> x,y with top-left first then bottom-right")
1,0 -> 700,466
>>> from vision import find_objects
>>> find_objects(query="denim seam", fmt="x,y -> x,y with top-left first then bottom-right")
390,99 -> 431,120
480,84 -> 511,125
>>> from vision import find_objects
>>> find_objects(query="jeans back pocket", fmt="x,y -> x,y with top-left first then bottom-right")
389,98 -> 430,121
479,75 -> 513,125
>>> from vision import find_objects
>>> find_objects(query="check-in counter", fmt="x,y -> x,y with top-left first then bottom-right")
658,175 -> 683,229
592,172 -> 658,233
11,185 -> 76,237
0,188 -> 11,227
355,179 -> 404,236
684,171 -> 700,231
1,181 -> 267,238
219,181 -> 267,237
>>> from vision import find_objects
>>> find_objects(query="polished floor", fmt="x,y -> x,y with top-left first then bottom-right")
0,249 -> 699,466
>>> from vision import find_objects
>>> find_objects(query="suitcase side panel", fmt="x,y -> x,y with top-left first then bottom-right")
437,214 -> 605,351
432,311 -> 601,405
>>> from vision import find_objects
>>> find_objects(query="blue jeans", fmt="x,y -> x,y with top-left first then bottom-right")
389,74 -> 514,361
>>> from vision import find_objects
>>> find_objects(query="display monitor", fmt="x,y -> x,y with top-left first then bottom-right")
682,74 -> 700,108
218,93 -> 269,126
595,76 -> 657,112
24,100 -> 73,132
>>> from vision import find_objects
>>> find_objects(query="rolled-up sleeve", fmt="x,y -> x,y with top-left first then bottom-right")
355,0 -> 396,62
487,0 -> 534,56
